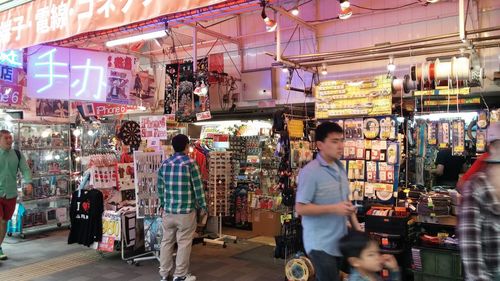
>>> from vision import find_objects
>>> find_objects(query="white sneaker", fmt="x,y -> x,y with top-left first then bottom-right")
173,274 -> 196,281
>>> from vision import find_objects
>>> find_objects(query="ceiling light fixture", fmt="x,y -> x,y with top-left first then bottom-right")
290,2 -> 299,16
321,64 -> 328,76
340,0 -> 350,9
282,67 -> 289,73
106,30 -> 168,47
339,8 -> 352,20
387,56 -> 396,72
426,0 -> 440,3
261,1 -> 277,32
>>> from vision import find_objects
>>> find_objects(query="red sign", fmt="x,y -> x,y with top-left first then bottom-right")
0,0 -> 231,52
213,134 -> 229,143
93,103 -> 138,117
0,83 -> 22,105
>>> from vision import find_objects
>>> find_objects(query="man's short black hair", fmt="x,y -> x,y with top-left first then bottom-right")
172,134 -> 190,153
339,231 -> 375,259
315,121 -> 343,142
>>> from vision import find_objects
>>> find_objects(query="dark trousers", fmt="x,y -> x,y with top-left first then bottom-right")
308,250 -> 342,281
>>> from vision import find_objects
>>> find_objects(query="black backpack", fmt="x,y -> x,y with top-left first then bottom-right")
14,149 -> 21,171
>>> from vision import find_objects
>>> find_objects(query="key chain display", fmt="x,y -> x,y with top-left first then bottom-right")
134,151 -> 165,218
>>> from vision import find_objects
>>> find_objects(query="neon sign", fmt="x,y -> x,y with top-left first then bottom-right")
0,50 -> 22,68
34,48 -> 69,93
27,45 -> 134,102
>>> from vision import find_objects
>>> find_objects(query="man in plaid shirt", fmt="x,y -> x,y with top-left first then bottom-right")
458,122 -> 500,281
158,134 -> 207,281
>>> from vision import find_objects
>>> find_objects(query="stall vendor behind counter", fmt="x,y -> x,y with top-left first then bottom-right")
432,148 -> 466,187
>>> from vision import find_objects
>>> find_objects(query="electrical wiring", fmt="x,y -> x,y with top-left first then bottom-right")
351,1 -> 422,11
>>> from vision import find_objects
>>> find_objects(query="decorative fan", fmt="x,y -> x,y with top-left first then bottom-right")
118,121 -> 141,149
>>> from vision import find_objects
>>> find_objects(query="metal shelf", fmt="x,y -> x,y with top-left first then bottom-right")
31,172 -> 71,180
20,146 -> 71,151
20,195 -> 70,204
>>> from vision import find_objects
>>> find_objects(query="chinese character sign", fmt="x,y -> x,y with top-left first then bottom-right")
0,0 -> 227,52
70,48 -> 108,102
27,45 -> 136,102
27,45 -> 70,100
0,49 -> 22,68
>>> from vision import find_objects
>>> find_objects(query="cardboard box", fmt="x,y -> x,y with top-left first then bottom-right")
252,209 -> 282,237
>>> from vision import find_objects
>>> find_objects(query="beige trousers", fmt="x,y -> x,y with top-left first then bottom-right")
159,211 -> 197,278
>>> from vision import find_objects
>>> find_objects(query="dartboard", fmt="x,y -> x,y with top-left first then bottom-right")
118,121 -> 141,149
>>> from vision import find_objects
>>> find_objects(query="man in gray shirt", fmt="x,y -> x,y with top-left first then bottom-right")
296,121 -> 362,281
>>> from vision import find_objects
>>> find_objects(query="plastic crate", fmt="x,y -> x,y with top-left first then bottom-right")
412,247 -> 463,279
365,213 -> 410,235
413,271 -> 463,281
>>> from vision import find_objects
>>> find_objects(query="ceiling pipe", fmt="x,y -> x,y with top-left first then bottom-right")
287,35 -> 500,63
297,41 -> 500,67
284,26 -> 500,60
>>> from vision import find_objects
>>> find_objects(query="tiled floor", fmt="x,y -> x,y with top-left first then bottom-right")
0,229 -> 285,281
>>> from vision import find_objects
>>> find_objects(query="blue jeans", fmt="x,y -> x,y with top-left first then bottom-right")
308,250 -> 342,281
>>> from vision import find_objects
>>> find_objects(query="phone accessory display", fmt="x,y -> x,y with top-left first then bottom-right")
366,161 -> 377,182
477,110 -> 489,129
344,118 -> 364,139
438,121 -> 450,149
117,163 -> 135,190
452,120 -> 465,156
387,143 -> 399,165
427,122 -> 438,145
379,116 -> 397,140
378,163 -> 395,184
349,181 -> 365,201
363,118 -> 380,139
134,151 -> 164,218
476,130 -> 487,153
348,160 -> 365,180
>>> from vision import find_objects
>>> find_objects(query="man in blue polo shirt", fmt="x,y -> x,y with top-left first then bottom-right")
296,122 -> 362,281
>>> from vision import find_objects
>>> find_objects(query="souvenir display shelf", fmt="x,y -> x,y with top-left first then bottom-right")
8,121 -> 72,238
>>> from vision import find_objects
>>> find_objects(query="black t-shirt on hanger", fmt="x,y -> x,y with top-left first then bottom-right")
68,189 -> 104,247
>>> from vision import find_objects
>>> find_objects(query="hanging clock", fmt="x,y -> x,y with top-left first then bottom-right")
118,121 -> 141,149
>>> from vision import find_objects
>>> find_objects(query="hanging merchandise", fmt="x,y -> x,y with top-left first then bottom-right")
134,151 -> 164,218
451,120 -> 465,156
476,130 -> 487,153
477,110 -> 489,129
68,188 -> 104,247
387,143 -> 399,165
490,109 -> 500,123
427,122 -> 438,146
144,217 -> 163,252
117,163 -> 135,190
118,121 -> 141,149
363,118 -> 380,139
379,116 -> 397,140
89,154 -> 119,189
165,58 -> 210,122
344,118 -> 364,139
437,121 -> 450,149
288,119 -> 305,139
350,181 -> 365,201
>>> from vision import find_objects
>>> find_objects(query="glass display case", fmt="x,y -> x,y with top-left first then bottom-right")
7,121 -> 72,237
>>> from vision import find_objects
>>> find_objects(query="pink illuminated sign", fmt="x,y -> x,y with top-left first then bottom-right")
27,45 -> 136,102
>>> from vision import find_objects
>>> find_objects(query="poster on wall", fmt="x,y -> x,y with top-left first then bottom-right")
139,115 -> 168,140
164,58 -> 210,122
36,99 -> 69,118
130,71 -> 155,107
